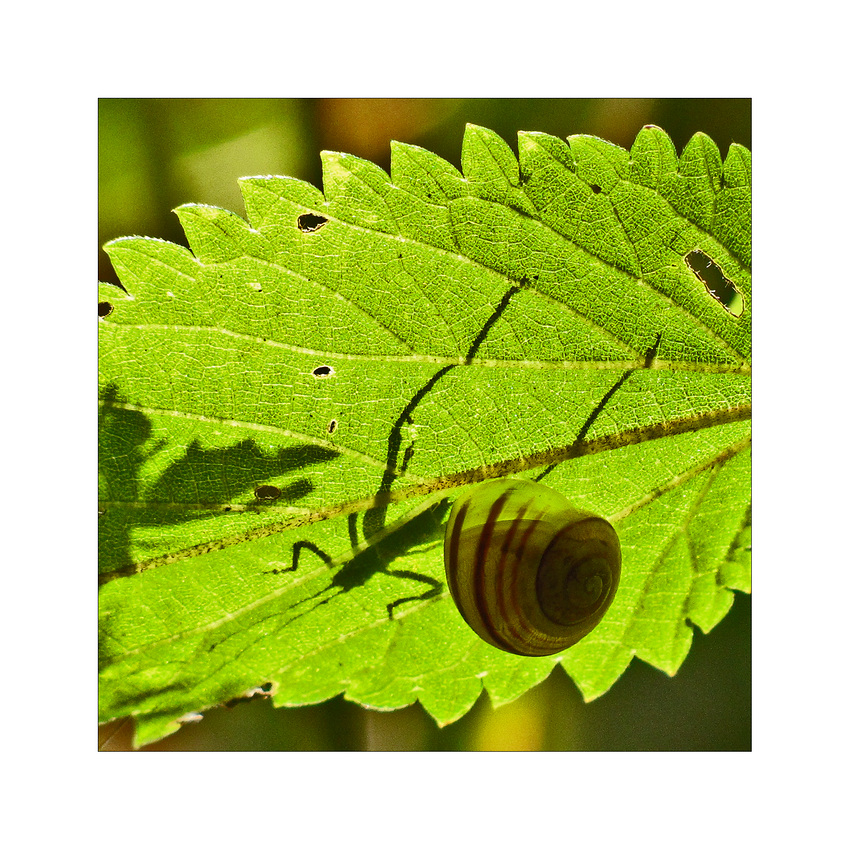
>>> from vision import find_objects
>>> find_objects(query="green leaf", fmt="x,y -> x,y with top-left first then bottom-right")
98,124 -> 751,747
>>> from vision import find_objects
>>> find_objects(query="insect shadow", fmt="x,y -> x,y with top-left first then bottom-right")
265,496 -> 450,629
269,328 -> 649,631
269,281 -> 524,625
270,279 -> 648,622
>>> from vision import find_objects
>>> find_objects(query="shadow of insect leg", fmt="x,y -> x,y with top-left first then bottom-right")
264,539 -> 333,576
263,539 -> 345,627
385,569 -> 443,620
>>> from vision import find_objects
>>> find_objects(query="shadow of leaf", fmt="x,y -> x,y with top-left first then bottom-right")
98,383 -> 340,574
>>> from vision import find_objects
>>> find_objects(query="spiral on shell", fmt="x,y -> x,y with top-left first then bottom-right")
444,478 -> 621,657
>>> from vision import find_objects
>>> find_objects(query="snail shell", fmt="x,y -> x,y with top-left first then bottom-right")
444,478 -> 621,657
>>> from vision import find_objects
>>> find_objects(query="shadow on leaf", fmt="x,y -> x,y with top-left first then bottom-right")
266,497 -> 451,630
98,383 -> 339,576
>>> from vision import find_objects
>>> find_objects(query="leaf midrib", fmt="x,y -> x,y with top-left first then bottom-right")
98,406 -> 751,584
104,321 -> 752,375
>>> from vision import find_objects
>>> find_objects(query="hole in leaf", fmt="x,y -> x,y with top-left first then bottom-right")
685,250 -> 744,317
590,183 -> 602,194
254,484 -> 282,500
98,301 -> 113,317
327,419 -> 338,435
312,365 -> 334,378
297,213 -> 328,233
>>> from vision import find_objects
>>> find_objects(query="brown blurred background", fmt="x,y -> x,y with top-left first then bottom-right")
98,98 -> 751,750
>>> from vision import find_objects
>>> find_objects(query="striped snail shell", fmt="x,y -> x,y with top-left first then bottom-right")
444,478 -> 621,657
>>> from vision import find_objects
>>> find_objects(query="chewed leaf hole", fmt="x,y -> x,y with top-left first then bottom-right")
312,365 -> 334,378
254,484 -> 282,500
98,301 -> 113,318
297,213 -> 328,233
685,250 -> 744,317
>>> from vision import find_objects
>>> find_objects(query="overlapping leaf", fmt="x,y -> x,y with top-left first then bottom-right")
98,124 -> 751,746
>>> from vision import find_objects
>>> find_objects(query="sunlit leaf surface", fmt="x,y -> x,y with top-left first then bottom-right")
99,124 -> 751,746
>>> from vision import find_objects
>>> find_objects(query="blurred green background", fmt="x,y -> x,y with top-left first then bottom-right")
98,98 -> 751,751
